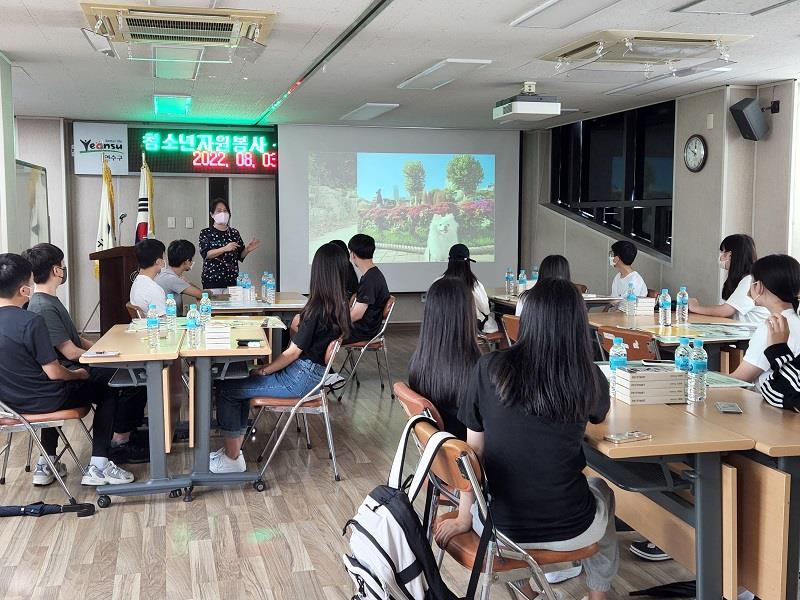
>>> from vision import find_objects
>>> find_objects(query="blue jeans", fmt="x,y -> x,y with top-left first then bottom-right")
216,358 -> 326,437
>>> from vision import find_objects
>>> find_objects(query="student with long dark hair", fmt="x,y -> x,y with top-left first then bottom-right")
442,244 -> 498,334
516,254 -> 572,316
212,243 -> 351,473
730,254 -> 800,388
408,278 -> 481,440
689,234 -> 768,323
329,239 -> 359,298
435,278 -> 618,598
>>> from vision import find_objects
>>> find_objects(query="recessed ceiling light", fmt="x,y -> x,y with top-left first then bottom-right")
242,76 -> 249,80
397,59 -> 492,90
153,94 -> 192,116
510,0 -> 623,29
672,0 -> 798,15
340,103 -> 400,121
152,46 -> 203,80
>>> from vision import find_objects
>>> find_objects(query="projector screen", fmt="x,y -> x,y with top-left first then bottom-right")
279,125 -> 519,293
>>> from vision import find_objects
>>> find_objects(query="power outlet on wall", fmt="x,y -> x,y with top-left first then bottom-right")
167,216 -> 176,229
185,217 -> 194,229
420,292 -> 427,303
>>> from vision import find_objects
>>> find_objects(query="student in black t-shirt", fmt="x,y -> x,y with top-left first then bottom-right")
408,278 -> 480,440
213,243 -> 351,473
329,239 -> 359,299
0,253 -> 134,487
22,243 -> 149,466
346,234 -> 390,342
434,278 -> 618,599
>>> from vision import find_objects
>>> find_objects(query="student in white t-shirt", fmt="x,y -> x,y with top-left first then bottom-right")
688,234 -> 769,324
609,241 -> 648,298
129,239 -> 167,315
441,244 -> 498,334
730,254 -> 800,390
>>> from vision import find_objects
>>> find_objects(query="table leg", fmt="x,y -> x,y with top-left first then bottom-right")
192,356 -> 212,475
778,456 -> 800,600
694,452 -> 723,600
706,345 -> 721,372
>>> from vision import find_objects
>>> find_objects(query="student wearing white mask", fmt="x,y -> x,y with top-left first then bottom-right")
688,234 -> 769,324
199,199 -> 261,293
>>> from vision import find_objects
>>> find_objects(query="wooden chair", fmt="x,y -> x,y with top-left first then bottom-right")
248,340 -> 343,482
337,296 -> 396,401
596,325 -> 660,361
0,397 -> 92,503
394,382 -> 445,430
477,330 -> 505,352
125,302 -> 145,319
501,314 -> 520,345
412,420 -> 598,600
575,283 -> 588,294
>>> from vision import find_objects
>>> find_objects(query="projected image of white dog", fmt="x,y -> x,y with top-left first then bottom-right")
425,213 -> 459,262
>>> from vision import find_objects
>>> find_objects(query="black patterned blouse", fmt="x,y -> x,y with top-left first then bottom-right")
199,226 -> 244,289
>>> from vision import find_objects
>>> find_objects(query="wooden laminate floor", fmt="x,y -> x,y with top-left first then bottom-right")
0,326 -> 694,599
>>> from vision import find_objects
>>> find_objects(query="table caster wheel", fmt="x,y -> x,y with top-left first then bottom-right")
253,480 -> 266,492
169,488 -> 182,499
97,495 -> 112,508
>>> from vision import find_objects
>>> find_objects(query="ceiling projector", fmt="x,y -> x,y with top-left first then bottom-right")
493,82 -> 561,122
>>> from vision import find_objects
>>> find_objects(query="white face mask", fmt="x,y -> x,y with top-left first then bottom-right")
719,259 -> 728,270
609,256 -> 616,268
213,212 -> 230,226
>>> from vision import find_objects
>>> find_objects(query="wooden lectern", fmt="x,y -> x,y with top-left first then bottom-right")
89,246 -> 138,334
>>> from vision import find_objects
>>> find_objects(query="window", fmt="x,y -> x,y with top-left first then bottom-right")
549,100 -> 675,256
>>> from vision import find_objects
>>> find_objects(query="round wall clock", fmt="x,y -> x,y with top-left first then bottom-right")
684,134 -> 707,173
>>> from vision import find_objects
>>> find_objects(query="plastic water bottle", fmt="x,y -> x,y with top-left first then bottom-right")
186,304 -> 201,348
658,288 -> 672,326
530,267 -> 539,288
261,272 -> 269,302
608,337 -> 628,399
676,286 -> 689,325
674,336 -> 692,398
146,304 -> 160,349
504,267 -> 513,295
687,339 -> 708,402
199,292 -> 212,327
518,269 -> 527,294
165,294 -> 177,332
625,283 -> 637,316
241,273 -> 252,302
236,273 -> 243,288
267,272 -> 276,304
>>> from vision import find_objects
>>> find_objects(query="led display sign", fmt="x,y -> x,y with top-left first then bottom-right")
128,127 -> 277,175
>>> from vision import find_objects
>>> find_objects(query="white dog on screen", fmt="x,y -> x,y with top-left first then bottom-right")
425,213 -> 459,262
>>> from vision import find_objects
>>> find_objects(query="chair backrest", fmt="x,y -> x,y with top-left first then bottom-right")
411,419 -> 481,494
383,295 -> 396,320
126,302 -> 145,319
501,314 -> 520,344
306,339 -> 342,399
596,325 -> 659,360
575,283 -> 588,294
393,382 -> 446,430
647,288 -> 659,299
323,339 -> 340,366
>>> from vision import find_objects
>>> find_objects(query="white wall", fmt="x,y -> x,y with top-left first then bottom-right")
0,54 -> 19,254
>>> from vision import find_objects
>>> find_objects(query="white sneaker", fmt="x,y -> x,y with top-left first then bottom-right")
81,461 -> 134,486
545,564 -> 582,584
32,461 -> 67,486
210,447 -> 225,460
210,451 -> 246,473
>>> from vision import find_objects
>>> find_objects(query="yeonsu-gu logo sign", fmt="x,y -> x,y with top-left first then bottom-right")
73,122 -> 129,175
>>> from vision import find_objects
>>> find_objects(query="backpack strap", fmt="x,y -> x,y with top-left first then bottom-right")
388,414 -> 436,489
406,430 -> 455,502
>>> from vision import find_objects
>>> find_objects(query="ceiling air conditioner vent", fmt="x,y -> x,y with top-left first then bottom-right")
123,15 -> 238,45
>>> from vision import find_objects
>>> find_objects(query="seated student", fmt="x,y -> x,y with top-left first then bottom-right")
213,243 -> 351,473
730,254 -> 800,389
130,239 -> 167,315
688,234 -> 769,323
515,254 -> 571,317
441,244 -> 498,334
346,234 -> 390,343
22,243 -> 149,464
330,239 -> 360,299
408,278 -> 481,440
760,313 -> 800,412
0,253 -> 134,486
609,240 -> 648,298
155,239 -> 203,315
435,278 -> 618,599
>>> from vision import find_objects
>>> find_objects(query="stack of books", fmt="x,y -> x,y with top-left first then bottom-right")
228,286 -> 245,303
632,297 -> 656,316
204,322 -> 232,349
614,366 -> 686,405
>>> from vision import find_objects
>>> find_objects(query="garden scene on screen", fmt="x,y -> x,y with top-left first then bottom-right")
308,152 -> 495,263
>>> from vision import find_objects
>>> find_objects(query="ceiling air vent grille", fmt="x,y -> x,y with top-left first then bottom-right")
122,16 -> 238,45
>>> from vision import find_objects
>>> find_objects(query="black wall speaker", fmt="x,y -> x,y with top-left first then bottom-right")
729,98 -> 769,141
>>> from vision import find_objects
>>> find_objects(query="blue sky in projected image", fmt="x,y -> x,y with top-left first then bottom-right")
356,153 -> 495,199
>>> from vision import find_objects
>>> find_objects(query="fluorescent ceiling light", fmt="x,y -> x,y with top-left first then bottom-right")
672,0 -> 798,15
340,103 -> 400,121
81,27 -> 117,58
605,62 -> 732,95
510,0 -> 623,28
153,94 -> 192,116
153,46 -> 203,80
397,59 -> 491,90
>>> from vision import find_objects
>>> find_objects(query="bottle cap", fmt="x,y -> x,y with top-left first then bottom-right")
661,288 -> 668,293
149,304 -> 156,310
167,293 -> 174,299
680,286 -> 686,291
679,337 -> 689,345
201,292 -> 209,299
693,339 -> 704,348
190,304 -> 197,310
613,337 -> 623,345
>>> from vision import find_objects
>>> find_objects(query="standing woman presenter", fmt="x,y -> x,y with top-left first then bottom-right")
199,199 -> 260,293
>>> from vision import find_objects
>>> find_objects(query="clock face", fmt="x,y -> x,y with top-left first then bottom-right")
684,135 -> 707,172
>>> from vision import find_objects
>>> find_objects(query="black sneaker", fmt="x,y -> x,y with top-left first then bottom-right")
109,442 -> 150,465
629,540 -> 671,561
